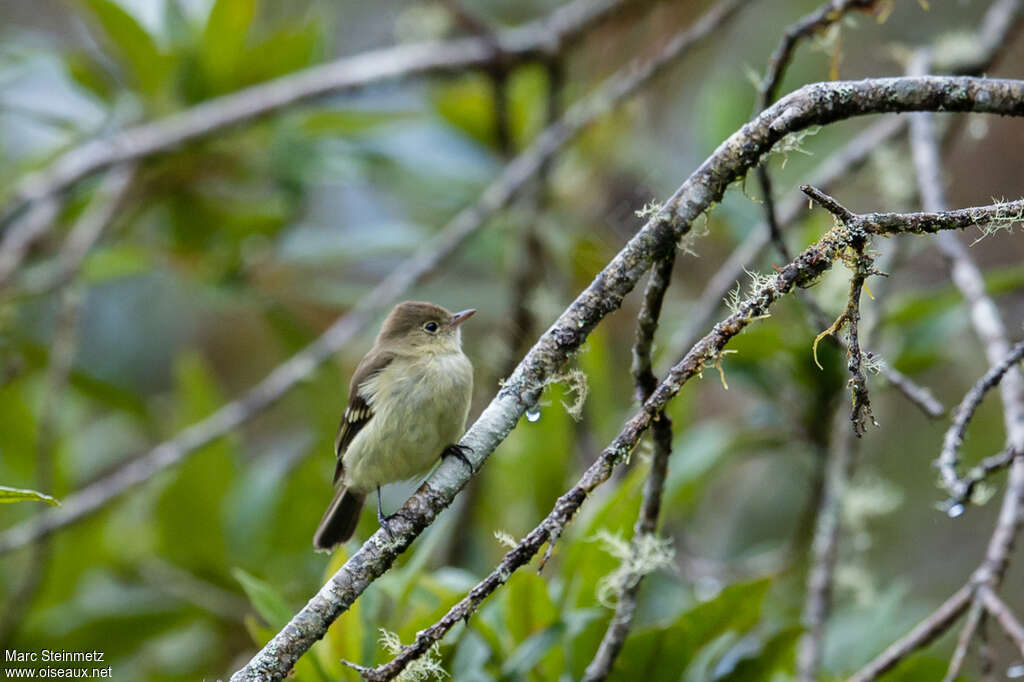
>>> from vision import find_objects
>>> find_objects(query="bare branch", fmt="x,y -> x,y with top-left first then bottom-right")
236,177 -> 1024,679
846,586 -> 973,682
0,0 -> 751,557
0,198 -> 59,289
939,341 -> 1024,502
0,0 -> 627,227
979,585 -> 1024,657
943,600 -> 986,682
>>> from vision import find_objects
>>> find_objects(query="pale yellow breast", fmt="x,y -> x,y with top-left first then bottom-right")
341,351 -> 472,492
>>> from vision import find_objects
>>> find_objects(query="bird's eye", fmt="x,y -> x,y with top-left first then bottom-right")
424,321 -> 439,333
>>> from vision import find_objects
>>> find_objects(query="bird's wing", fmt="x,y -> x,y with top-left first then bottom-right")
333,350 -> 393,484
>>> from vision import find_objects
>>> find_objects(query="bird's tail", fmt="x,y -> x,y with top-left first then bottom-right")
313,487 -> 365,552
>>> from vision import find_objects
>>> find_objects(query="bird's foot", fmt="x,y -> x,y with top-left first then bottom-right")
442,443 -> 474,472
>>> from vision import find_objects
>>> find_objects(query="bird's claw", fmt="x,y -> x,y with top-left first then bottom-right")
442,444 -> 474,472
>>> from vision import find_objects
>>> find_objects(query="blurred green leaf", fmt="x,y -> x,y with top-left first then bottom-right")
233,567 -> 293,629
612,578 -> 773,682
296,109 -> 417,137
237,21 -> 320,86
200,0 -> 256,95
64,51 -> 116,101
82,245 -> 153,283
433,73 -> 499,149
716,626 -> 801,681
500,622 -> 566,680
80,0 -> 168,96
163,0 -> 194,46
0,484 -> 60,505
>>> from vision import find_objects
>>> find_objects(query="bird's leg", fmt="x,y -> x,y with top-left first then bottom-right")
376,486 -> 395,538
442,444 -> 473,472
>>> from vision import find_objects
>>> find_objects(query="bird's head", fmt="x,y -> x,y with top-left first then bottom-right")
377,301 -> 475,354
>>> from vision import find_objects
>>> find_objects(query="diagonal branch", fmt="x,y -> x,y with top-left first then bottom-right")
341,188 -> 1015,682
0,0 -> 750,557
939,340 -> 1024,502
233,179 -> 1024,680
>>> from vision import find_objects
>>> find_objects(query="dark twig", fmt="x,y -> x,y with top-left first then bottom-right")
669,117 -> 944,418
582,248 -> 678,682
759,0 -> 876,106
846,586 -> 974,682
0,0 -> 751,557
846,35 -> 1024,680
943,600 -> 986,682
270,186 -> 1024,681
939,341 -> 1024,502
754,0 -> 879,260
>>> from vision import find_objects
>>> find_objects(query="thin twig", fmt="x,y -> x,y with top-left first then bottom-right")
939,341 -> 1024,502
846,37 -> 1024,681
0,0 -> 752,557
979,585 -> 1024,657
754,0 -> 879,260
582,248 -> 677,682
668,116 -> 944,418
846,586 -> 974,682
943,600 -> 986,682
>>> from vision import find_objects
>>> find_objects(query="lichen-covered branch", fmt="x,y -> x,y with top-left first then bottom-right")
234,169 -> 1024,679
0,0 -> 749,556
582,250 -> 678,682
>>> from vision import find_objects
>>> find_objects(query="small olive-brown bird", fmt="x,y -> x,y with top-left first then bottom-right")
313,301 -> 475,551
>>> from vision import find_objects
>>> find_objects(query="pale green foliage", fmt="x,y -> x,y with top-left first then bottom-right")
593,529 -> 675,608
970,198 -> 1023,245
493,529 -> 518,549
379,629 -> 449,682
842,475 -> 903,551
769,126 -> 821,168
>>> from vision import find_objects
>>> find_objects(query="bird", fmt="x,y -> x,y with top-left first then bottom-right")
313,301 -> 475,551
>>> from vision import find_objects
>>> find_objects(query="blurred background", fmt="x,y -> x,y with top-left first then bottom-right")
1,0 -> 1023,679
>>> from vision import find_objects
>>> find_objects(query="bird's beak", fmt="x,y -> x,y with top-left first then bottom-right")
449,309 -> 476,328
